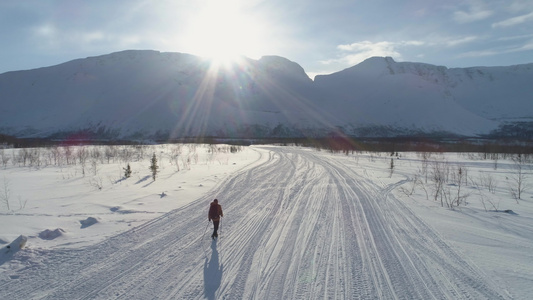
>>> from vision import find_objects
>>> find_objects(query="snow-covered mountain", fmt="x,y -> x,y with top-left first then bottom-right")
0,50 -> 532,140
315,57 -> 533,137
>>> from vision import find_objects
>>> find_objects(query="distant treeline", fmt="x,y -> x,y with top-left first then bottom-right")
252,136 -> 533,154
2,133 -> 533,154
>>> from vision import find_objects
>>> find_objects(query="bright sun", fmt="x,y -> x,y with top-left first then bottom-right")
184,1 -> 266,65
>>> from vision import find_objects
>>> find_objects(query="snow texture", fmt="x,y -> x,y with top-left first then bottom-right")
1,145 -> 532,299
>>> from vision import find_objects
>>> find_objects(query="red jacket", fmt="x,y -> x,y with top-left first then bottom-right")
208,202 -> 223,221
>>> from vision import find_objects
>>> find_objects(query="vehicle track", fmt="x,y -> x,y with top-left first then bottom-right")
0,147 -> 506,299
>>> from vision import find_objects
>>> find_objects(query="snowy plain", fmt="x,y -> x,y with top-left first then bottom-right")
0,144 -> 532,299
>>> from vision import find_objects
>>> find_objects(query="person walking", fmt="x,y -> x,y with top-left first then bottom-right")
208,199 -> 223,239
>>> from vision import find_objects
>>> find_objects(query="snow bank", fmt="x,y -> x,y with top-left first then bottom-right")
0,235 -> 27,265
38,229 -> 65,240
80,217 -> 98,229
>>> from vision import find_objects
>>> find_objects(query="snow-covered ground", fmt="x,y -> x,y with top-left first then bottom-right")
0,144 -> 532,299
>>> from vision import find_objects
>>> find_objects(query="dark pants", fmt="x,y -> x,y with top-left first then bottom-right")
212,220 -> 220,237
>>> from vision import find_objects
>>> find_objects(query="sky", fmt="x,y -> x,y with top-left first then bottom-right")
0,0 -> 532,78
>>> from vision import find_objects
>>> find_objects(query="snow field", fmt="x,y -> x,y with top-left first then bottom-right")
0,145 -> 532,299
0,144 -> 260,249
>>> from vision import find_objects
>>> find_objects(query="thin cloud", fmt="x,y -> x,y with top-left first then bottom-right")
458,39 -> 533,58
31,22 -> 141,51
509,40 -> 533,52
403,41 -> 425,46
31,23 -> 60,48
81,32 -> 106,44
445,36 -> 479,47
324,41 -> 400,65
452,0 -> 493,23
319,35 -> 482,72
337,41 -> 397,53
498,33 -> 533,41
324,40 -> 424,66
422,34 -> 480,48
492,11 -> 533,28
34,23 -> 57,38
457,49 -> 499,58
453,9 -> 493,23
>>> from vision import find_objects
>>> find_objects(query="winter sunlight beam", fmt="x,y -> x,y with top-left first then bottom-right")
182,1 -> 268,67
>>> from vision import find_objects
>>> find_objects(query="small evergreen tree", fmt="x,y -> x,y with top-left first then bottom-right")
150,153 -> 159,181
124,163 -> 132,178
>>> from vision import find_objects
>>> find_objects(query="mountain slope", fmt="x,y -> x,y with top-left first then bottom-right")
314,57 -> 533,136
0,51 -> 326,139
0,51 -> 532,139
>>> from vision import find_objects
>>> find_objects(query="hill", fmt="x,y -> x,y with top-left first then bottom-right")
1,50 -> 532,140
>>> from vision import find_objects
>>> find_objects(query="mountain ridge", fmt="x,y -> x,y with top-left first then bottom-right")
1,50 -> 532,140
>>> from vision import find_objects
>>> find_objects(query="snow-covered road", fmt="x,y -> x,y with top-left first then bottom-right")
1,147 -> 505,299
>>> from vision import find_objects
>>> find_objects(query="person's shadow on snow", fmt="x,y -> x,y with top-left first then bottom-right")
204,240 -> 222,300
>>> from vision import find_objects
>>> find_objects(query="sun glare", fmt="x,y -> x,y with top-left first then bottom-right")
183,1 -> 266,66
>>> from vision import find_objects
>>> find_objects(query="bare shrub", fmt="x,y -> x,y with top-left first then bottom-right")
0,177 -> 11,210
18,196 -> 28,210
170,144 -> 182,171
88,176 -> 103,190
508,154 -> 529,201
0,149 -> 11,168
430,160 -> 448,206
399,174 -> 420,197
478,172 -> 497,194
473,181 -> 500,212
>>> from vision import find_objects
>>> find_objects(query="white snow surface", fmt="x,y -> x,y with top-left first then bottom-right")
1,144 -> 532,299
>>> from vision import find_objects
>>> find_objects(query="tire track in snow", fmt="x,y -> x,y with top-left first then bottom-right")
0,147 -> 507,299
315,151 -> 505,299
0,148 -> 271,300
